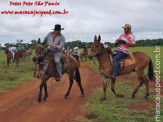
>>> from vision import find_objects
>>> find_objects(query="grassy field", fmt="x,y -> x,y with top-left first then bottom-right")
77,46 -> 163,122
0,50 -> 34,93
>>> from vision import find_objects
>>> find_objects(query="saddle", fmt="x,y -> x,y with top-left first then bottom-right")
109,53 -> 135,68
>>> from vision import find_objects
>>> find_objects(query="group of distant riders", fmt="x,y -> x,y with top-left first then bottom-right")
8,44 -> 29,61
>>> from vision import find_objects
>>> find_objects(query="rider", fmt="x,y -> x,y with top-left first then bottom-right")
72,47 -> 80,61
21,45 -> 25,51
9,44 -> 16,61
17,45 -> 22,51
84,45 -> 88,51
44,24 -> 65,81
110,24 -> 135,80
25,44 -> 29,50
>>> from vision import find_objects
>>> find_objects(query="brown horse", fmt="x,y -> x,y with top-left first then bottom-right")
33,40 -> 84,103
5,49 -> 13,66
5,49 -> 23,67
25,49 -> 32,57
89,35 -> 155,101
80,49 -> 88,60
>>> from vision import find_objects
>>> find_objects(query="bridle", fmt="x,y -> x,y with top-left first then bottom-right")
90,43 -> 107,57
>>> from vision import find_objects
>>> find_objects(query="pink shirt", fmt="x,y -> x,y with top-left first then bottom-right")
117,32 -> 135,54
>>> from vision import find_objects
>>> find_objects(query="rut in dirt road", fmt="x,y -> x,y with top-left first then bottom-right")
0,62 -> 101,122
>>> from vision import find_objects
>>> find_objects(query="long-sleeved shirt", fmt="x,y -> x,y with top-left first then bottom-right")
72,50 -> 79,56
44,31 -> 65,53
117,32 -> 135,54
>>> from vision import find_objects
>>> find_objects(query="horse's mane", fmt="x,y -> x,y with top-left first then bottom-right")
108,48 -> 113,54
5,49 -> 12,55
5,49 -> 9,54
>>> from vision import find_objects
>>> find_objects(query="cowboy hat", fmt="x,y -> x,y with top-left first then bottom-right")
74,47 -> 78,50
52,24 -> 64,30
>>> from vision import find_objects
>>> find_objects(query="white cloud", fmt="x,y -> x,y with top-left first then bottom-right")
0,0 -> 163,46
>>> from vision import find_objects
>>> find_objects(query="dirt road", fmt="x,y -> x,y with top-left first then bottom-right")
0,62 -> 101,122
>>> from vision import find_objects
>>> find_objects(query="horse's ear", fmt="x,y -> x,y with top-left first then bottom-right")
38,38 -> 41,44
94,35 -> 97,42
98,35 -> 101,42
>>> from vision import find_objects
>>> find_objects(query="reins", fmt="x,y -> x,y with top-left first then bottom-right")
90,43 -> 113,66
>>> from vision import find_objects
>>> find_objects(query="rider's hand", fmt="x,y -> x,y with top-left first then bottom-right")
119,40 -> 126,44
50,45 -> 58,50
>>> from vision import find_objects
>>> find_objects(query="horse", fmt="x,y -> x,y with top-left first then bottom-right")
32,40 -> 84,103
25,49 -> 32,57
24,49 -> 32,61
5,49 -> 23,67
89,35 -> 155,101
80,49 -> 88,60
5,49 -> 13,66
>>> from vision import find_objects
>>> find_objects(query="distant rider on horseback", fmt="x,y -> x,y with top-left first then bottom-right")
9,44 -> 16,61
110,24 -> 135,80
43,24 -> 65,81
72,47 -> 80,61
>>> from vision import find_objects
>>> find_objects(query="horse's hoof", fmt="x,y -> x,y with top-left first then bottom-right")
132,94 -> 135,98
64,95 -> 68,99
38,98 -> 42,103
80,93 -> 85,97
117,94 -> 124,98
100,97 -> 106,102
144,96 -> 148,100
43,98 -> 46,102
144,94 -> 149,100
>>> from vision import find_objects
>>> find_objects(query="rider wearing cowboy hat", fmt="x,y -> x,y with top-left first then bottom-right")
44,24 -> 65,81
72,47 -> 80,61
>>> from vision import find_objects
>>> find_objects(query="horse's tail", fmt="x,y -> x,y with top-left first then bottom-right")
75,67 -> 81,82
148,57 -> 155,81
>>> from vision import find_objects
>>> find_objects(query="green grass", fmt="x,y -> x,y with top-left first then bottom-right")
0,50 -> 34,93
78,46 -> 163,122
81,82 -> 162,122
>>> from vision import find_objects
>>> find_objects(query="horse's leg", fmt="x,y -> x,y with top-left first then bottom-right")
132,70 -> 145,98
144,76 -> 149,99
64,77 -> 74,98
38,82 -> 44,103
7,58 -> 9,66
43,82 -> 48,102
131,80 -> 144,98
39,76 -> 49,102
16,60 -> 19,67
101,76 -> 108,101
111,79 -> 124,98
75,68 -> 84,96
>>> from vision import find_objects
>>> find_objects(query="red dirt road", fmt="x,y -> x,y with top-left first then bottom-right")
0,62 -> 101,122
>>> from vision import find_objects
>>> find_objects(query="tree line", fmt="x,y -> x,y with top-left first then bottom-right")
0,38 -> 163,50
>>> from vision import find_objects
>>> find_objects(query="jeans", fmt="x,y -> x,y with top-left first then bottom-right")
53,52 -> 62,78
113,51 -> 128,76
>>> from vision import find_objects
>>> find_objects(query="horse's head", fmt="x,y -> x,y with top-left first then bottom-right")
33,38 -> 45,64
89,35 -> 104,60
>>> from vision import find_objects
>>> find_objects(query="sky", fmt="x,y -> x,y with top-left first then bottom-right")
0,0 -> 163,46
